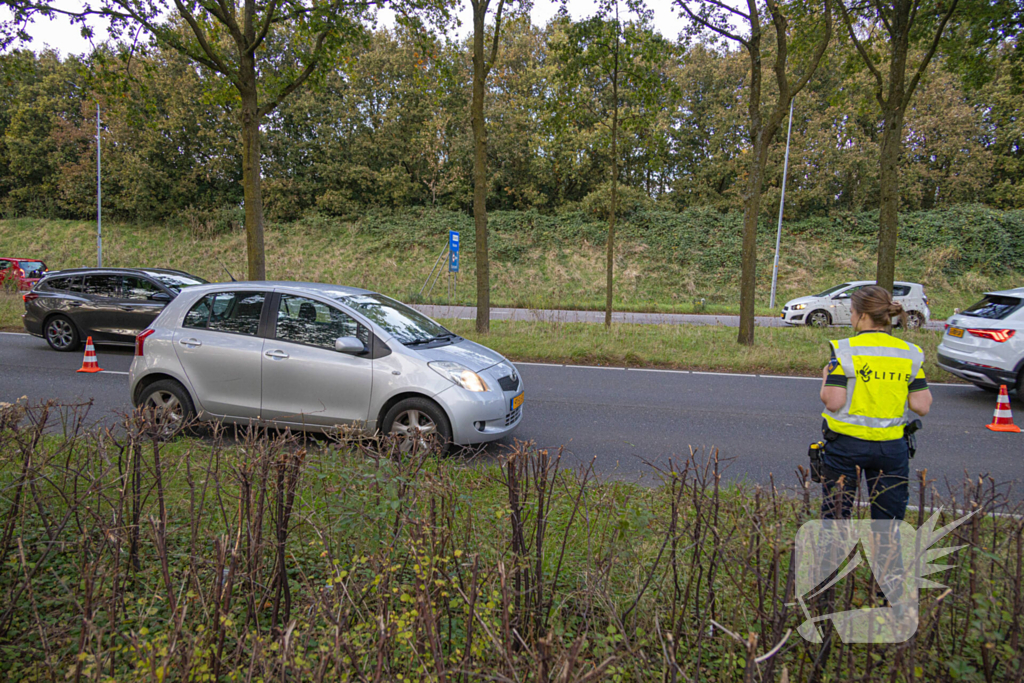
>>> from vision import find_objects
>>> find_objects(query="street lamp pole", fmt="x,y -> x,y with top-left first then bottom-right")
769,97 -> 794,310
96,102 -> 102,268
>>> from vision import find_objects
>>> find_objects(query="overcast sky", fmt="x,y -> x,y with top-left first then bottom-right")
2,0 -> 690,57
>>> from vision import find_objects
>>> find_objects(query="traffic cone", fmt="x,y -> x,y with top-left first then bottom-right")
76,337 -> 103,374
986,385 -> 1021,433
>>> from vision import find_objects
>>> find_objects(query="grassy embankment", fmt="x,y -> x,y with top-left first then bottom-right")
1,402 -> 1020,681
2,204 -> 1021,319
2,205 -> 1018,380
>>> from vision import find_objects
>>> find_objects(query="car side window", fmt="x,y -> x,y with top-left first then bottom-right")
0,260 -> 10,271
834,286 -> 862,300
207,292 -> 266,335
275,295 -> 368,351
83,274 -> 121,298
45,277 -> 69,291
892,285 -> 911,298
122,276 -> 161,301
67,277 -> 85,294
184,295 -> 214,328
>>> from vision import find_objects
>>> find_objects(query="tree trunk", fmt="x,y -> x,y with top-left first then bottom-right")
471,5 -> 490,334
875,103 -> 905,293
240,78 -> 266,281
605,41 -> 619,328
737,135 -> 767,346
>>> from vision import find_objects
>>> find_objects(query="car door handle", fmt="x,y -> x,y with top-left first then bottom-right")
117,305 -> 134,312
178,338 -> 202,348
265,350 -> 289,360
67,301 -> 82,307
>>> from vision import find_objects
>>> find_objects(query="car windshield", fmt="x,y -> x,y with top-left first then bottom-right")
815,284 -> 851,297
961,295 -> 1023,321
144,271 -> 207,293
340,293 -> 452,344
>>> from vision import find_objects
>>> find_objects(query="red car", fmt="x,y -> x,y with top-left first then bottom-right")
0,258 -> 48,291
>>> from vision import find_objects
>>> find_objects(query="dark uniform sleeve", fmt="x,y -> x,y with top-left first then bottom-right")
909,363 -> 928,393
825,344 -> 848,388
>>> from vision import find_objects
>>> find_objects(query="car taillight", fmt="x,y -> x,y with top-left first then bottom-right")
967,329 -> 1016,342
136,328 -> 156,356
22,292 -> 38,303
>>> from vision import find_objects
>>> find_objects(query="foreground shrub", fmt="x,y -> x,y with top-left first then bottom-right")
0,401 -> 1021,681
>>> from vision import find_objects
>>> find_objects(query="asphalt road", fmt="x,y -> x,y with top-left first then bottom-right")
413,304 -> 946,331
1,332 -> 1017,494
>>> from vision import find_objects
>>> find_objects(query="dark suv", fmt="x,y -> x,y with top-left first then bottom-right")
23,268 -> 208,351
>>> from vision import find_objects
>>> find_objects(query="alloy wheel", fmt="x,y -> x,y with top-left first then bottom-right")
144,390 -> 184,436
390,408 -> 437,453
808,311 -> 830,327
47,319 -> 75,349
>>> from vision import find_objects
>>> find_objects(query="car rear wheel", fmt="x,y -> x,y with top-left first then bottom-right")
906,311 -> 925,330
45,315 -> 81,352
806,310 -> 830,328
138,379 -> 195,438
382,397 -> 452,454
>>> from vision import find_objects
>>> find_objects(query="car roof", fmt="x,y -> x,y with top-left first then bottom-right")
984,287 -> 1024,297
843,280 -> 920,287
182,281 -> 374,297
0,257 -> 46,262
42,267 -> 198,278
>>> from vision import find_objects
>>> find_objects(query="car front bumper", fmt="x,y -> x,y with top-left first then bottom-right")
780,309 -> 806,325
438,384 -> 524,445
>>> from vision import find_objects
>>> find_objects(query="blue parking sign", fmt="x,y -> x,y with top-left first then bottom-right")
449,230 -> 460,272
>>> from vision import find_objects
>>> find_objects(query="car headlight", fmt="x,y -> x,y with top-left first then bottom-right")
792,304 -> 807,310
429,361 -> 489,392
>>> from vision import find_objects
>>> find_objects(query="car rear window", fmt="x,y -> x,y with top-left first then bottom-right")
892,285 -> 911,297
143,271 -> 206,293
19,261 -> 45,276
962,295 -> 1023,320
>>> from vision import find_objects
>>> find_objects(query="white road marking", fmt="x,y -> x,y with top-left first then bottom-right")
692,371 -> 757,378
627,367 -> 691,374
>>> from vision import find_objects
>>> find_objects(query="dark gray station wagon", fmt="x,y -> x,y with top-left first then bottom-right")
23,268 -> 207,351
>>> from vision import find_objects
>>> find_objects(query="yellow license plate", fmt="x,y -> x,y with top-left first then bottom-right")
949,327 -> 964,338
511,393 -> 524,412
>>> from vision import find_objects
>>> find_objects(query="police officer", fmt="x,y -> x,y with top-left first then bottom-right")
819,285 -> 933,520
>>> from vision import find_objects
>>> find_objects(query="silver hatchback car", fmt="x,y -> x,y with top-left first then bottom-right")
128,282 -> 524,447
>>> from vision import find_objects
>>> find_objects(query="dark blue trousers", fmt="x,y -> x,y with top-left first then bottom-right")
821,434 -> 910,520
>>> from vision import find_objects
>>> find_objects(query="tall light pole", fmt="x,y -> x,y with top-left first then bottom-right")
769,98 -> 794,309
96,102 -> 102,267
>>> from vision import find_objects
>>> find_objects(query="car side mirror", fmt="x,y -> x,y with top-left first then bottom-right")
149,292 -> 172,302
335,336 -> 366,355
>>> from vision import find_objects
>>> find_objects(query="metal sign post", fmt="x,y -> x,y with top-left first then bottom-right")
96,103 -> 102,268
770,98 -> 794,310
448,231 -> 459,306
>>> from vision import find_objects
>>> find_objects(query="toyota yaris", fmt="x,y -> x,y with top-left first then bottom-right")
129,282 -> 524,448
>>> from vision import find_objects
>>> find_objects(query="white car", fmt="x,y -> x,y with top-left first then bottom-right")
937,288 -> 1024,397
780,281 -> 931,329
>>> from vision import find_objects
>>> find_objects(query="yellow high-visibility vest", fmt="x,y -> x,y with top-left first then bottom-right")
822,332 -> 926,441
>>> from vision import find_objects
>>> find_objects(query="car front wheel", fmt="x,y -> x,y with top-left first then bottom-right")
45,315 -> 81,352
806,310 -> 830,328
382,397 -> 452,454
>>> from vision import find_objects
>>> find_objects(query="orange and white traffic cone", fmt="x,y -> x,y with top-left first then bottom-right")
986,384 -> 1021,433
76,336 -> 103,374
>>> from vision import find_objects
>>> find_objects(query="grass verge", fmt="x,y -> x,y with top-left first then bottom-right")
0,402 -> 1020,681
447,319 -> 957,381
0,291 -> 21,331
